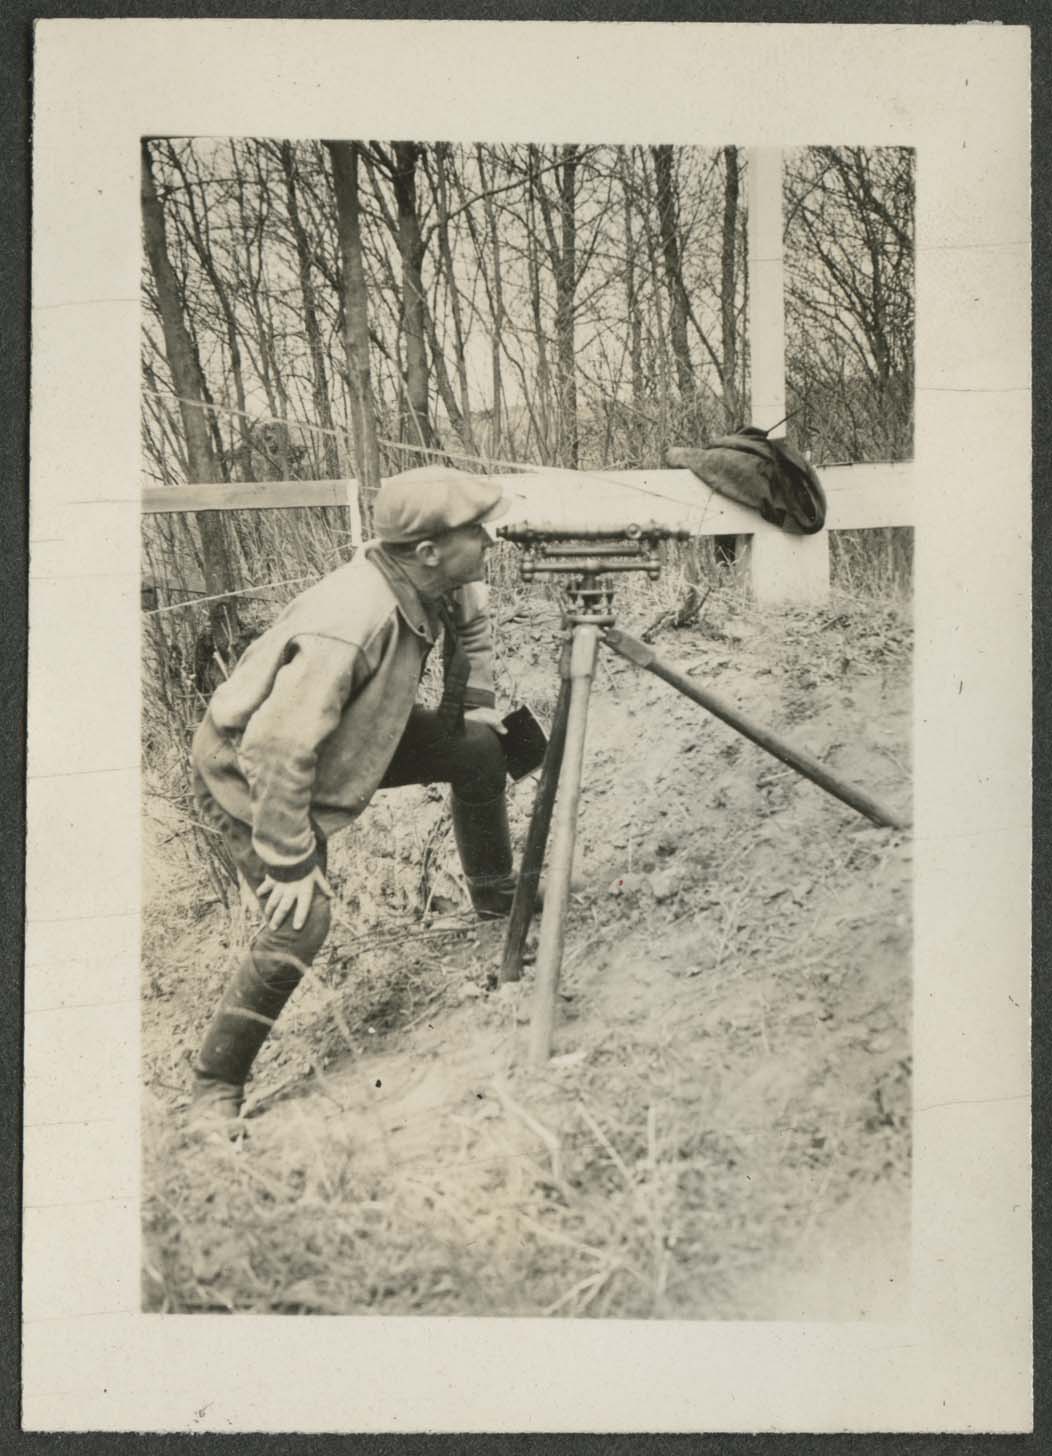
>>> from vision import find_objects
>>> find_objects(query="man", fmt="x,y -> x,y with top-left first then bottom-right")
188,466 -> 518,1131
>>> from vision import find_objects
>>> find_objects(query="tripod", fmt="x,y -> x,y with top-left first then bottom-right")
495,523 -> 910,1066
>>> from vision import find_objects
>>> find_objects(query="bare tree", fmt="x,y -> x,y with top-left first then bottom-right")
276,142 -> 340,476
784,146 -> 914,462
652,145 -> 695,419
326,141 -> 383,519
380,141 -> 436,451
139,137 -> 912,506
719,145 -> 743,428
475,144 -> 505,459
531,144 -> 580,467
140,139 -> 240,649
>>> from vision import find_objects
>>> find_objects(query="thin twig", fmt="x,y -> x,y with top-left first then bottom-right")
492,1079 -> 563,1185
542,1265 -> 615,1317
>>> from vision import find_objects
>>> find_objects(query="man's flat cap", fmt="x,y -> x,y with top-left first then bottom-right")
373,466 -> 508,544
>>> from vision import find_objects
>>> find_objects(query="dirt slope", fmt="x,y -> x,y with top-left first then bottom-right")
142,585 -> 912,1320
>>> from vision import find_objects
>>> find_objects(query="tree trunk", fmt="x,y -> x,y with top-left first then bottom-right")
556,144 -> 579,468
652,145 -> 695,416
713,146 -> 745,564
325,141 -> 383,530
620,153 -> 646,464
526,148 -> 554,460
720,145 -> 742,428
238,141 -> 289,477
164,142 -> 253,475
476,145 -> 506,460
279,141 -> 339,477
390,141 -> 434,451
638,152 -> 673,459
140,140 -> 239,647
433,144 -> 479,454
421,278 -> 471,449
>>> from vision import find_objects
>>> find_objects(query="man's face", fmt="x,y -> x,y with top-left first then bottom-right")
426,521 -> 494,587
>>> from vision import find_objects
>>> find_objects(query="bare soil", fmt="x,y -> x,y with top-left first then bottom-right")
141,579 -> 912,1320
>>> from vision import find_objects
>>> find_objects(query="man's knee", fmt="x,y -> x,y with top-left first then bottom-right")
253,892 -> 332,990
453,720 -> 507,801
299,892 -> 333,959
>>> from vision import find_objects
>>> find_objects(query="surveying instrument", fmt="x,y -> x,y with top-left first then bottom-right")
494,521 -> 909,1067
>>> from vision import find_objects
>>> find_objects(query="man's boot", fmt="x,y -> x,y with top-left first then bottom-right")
451,790 -> 517,918
188,953 -> 301,1134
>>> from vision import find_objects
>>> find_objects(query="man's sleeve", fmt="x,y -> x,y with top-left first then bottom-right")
237,634 -> 364,879
454,582 -> 496,710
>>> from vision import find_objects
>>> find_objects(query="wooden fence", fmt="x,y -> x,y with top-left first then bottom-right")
141,458 -> 913,606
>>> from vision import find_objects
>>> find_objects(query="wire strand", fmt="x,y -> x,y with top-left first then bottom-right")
143,386 -> 722,528
143,574 -> 321,616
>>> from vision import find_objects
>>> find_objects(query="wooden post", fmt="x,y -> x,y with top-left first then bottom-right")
528,625 -> 601,1066
499,669 -> 572,983
346,475 -> 364,547
747,147 -> 829,605
603,627 -> 909,830
333,433 -> 364,547
742,528 -> 830,605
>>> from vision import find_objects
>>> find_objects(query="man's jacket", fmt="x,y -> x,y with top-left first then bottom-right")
192,543 -> 495,882
667,429 -> 826,535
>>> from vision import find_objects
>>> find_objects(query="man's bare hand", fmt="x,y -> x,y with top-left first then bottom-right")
464,707 -> 507,735
258,866 -> 333,931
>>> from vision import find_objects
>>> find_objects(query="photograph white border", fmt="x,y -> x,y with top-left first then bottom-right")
25,18 -> 1031,1434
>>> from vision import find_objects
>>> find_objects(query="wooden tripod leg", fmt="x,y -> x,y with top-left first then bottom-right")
528,624 -> 601,1066
499,656 -> 572,983
603,627 -> 910,831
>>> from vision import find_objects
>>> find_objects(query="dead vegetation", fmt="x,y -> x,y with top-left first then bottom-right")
141,538 -> 912,1320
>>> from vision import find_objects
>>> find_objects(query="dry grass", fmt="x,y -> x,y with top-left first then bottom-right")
143,799 -> 910,1320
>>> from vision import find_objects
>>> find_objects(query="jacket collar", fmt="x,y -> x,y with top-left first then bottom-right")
365,541 -> 440,643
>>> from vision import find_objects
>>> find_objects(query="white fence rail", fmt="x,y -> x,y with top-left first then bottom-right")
141,460 -> 913,605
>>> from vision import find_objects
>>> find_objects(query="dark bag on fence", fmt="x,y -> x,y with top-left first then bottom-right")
667,427 -> 827,535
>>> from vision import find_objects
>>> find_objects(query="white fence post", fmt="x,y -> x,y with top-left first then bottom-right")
747,147 -> 830,605
334,434 -> 364,547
